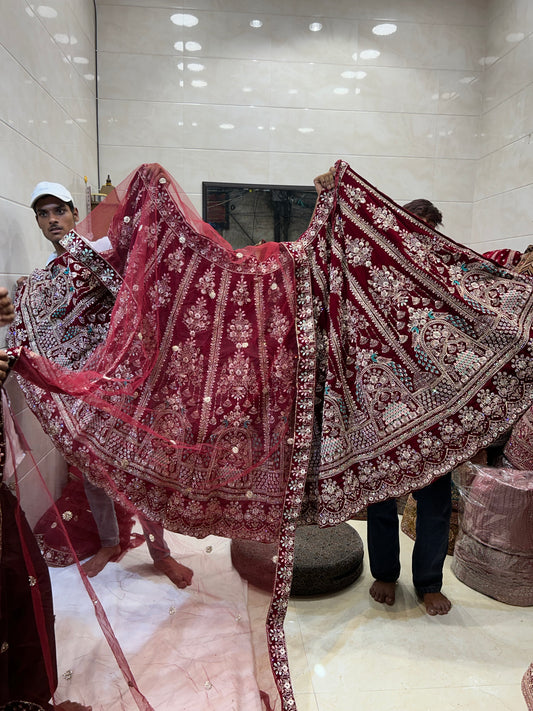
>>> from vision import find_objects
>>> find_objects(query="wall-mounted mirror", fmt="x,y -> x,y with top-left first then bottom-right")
202,182 -> 317,249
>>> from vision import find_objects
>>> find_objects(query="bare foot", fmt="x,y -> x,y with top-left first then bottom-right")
370,580 -> 396,605
153,555 -> 193,589
56,701 -> 92,711
422,591 -> 452,616
81,544 -> 121,577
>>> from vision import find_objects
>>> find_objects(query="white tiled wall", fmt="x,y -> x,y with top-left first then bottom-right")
472,0 -> 533,250
95,0 -> 488,243
2,0 -> 533,522
1,0 -> 97,522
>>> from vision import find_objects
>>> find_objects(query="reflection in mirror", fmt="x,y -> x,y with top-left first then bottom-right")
202,182 -> 317,249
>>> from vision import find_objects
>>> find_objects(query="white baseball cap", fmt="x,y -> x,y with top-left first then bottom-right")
30,181 -> 74,209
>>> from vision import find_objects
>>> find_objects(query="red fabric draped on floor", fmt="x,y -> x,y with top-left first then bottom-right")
7,160 -> 533,709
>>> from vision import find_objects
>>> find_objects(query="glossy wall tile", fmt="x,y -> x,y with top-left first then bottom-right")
1,0 -> 97,523
95,0 -> 496,251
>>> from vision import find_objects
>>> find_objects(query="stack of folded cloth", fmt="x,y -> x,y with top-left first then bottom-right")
452,417 -> 533,605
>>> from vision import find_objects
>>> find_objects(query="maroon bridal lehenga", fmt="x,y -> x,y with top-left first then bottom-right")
6,161 -> 533,710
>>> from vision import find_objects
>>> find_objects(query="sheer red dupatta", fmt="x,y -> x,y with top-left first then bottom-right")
9,164 -> 299,542
7,164 -> 301,709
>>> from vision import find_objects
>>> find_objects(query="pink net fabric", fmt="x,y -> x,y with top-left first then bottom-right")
6,160 -> 533,709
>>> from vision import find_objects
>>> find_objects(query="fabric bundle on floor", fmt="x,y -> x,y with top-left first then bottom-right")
452,460 -> 533,606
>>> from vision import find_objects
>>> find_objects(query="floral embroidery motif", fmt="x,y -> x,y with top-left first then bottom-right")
166,248 -> 185,272
216,352 -> 258,403
344,185 -> 366,208
369,204 -> 400,231
149,274 -> 172,307
368,265 -> 416,315
183,297 -> 211,335
345,237 -> 372,267
227,309 -> 253,349
197,266 -> 216,297
267,305 -> 291,344
231,276 -> 251,306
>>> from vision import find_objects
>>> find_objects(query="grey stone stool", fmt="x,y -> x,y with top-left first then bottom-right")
231,522 -> 364,596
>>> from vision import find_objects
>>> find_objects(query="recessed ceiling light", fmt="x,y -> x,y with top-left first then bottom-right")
309,22 -> 323,32
341,70 -> 357,79
506,32 -> 524,42
170,13 -> 199,27
334,87 -> 349,95
372,23 -> 397,35
37,5 -> 58,18
354,70 -> 367,79
186,41 -> 202,51
298,127 -> 314,133
360,49 -> 380,60
250,19 -> 263,28
191,79 -> 207,87
479,56 -> 498,66
187,63 -> 204,72
220,123 -> 235,130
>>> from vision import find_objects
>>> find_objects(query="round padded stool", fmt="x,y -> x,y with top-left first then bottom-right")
231,522 -> 364,596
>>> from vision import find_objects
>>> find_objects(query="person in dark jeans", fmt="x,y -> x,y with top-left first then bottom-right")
367,199 -> 453,616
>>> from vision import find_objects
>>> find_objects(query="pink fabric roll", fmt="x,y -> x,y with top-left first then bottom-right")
452,533 -> 533,606
459,466 -> 533,556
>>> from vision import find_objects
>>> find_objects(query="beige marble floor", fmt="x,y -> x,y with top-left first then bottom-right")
49,518 -> 531,710
274,520 -> 532,711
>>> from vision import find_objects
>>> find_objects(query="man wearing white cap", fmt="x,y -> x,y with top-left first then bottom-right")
16,182 -> 194,588
30,182 -> 79,255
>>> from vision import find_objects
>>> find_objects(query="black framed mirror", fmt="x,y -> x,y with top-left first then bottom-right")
202,182 -> 318,249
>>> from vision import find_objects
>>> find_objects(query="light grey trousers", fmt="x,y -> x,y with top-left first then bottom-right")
82,474 -> 170,561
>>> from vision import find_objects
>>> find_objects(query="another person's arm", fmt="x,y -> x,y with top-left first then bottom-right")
0,350 -> 10,383
308,166 -> 337,226
313,166 -> 336,196
0,288 -> 15,383
0,287 -> 14,326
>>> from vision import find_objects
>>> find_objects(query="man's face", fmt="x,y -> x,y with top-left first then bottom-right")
34,196 -> 78,254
